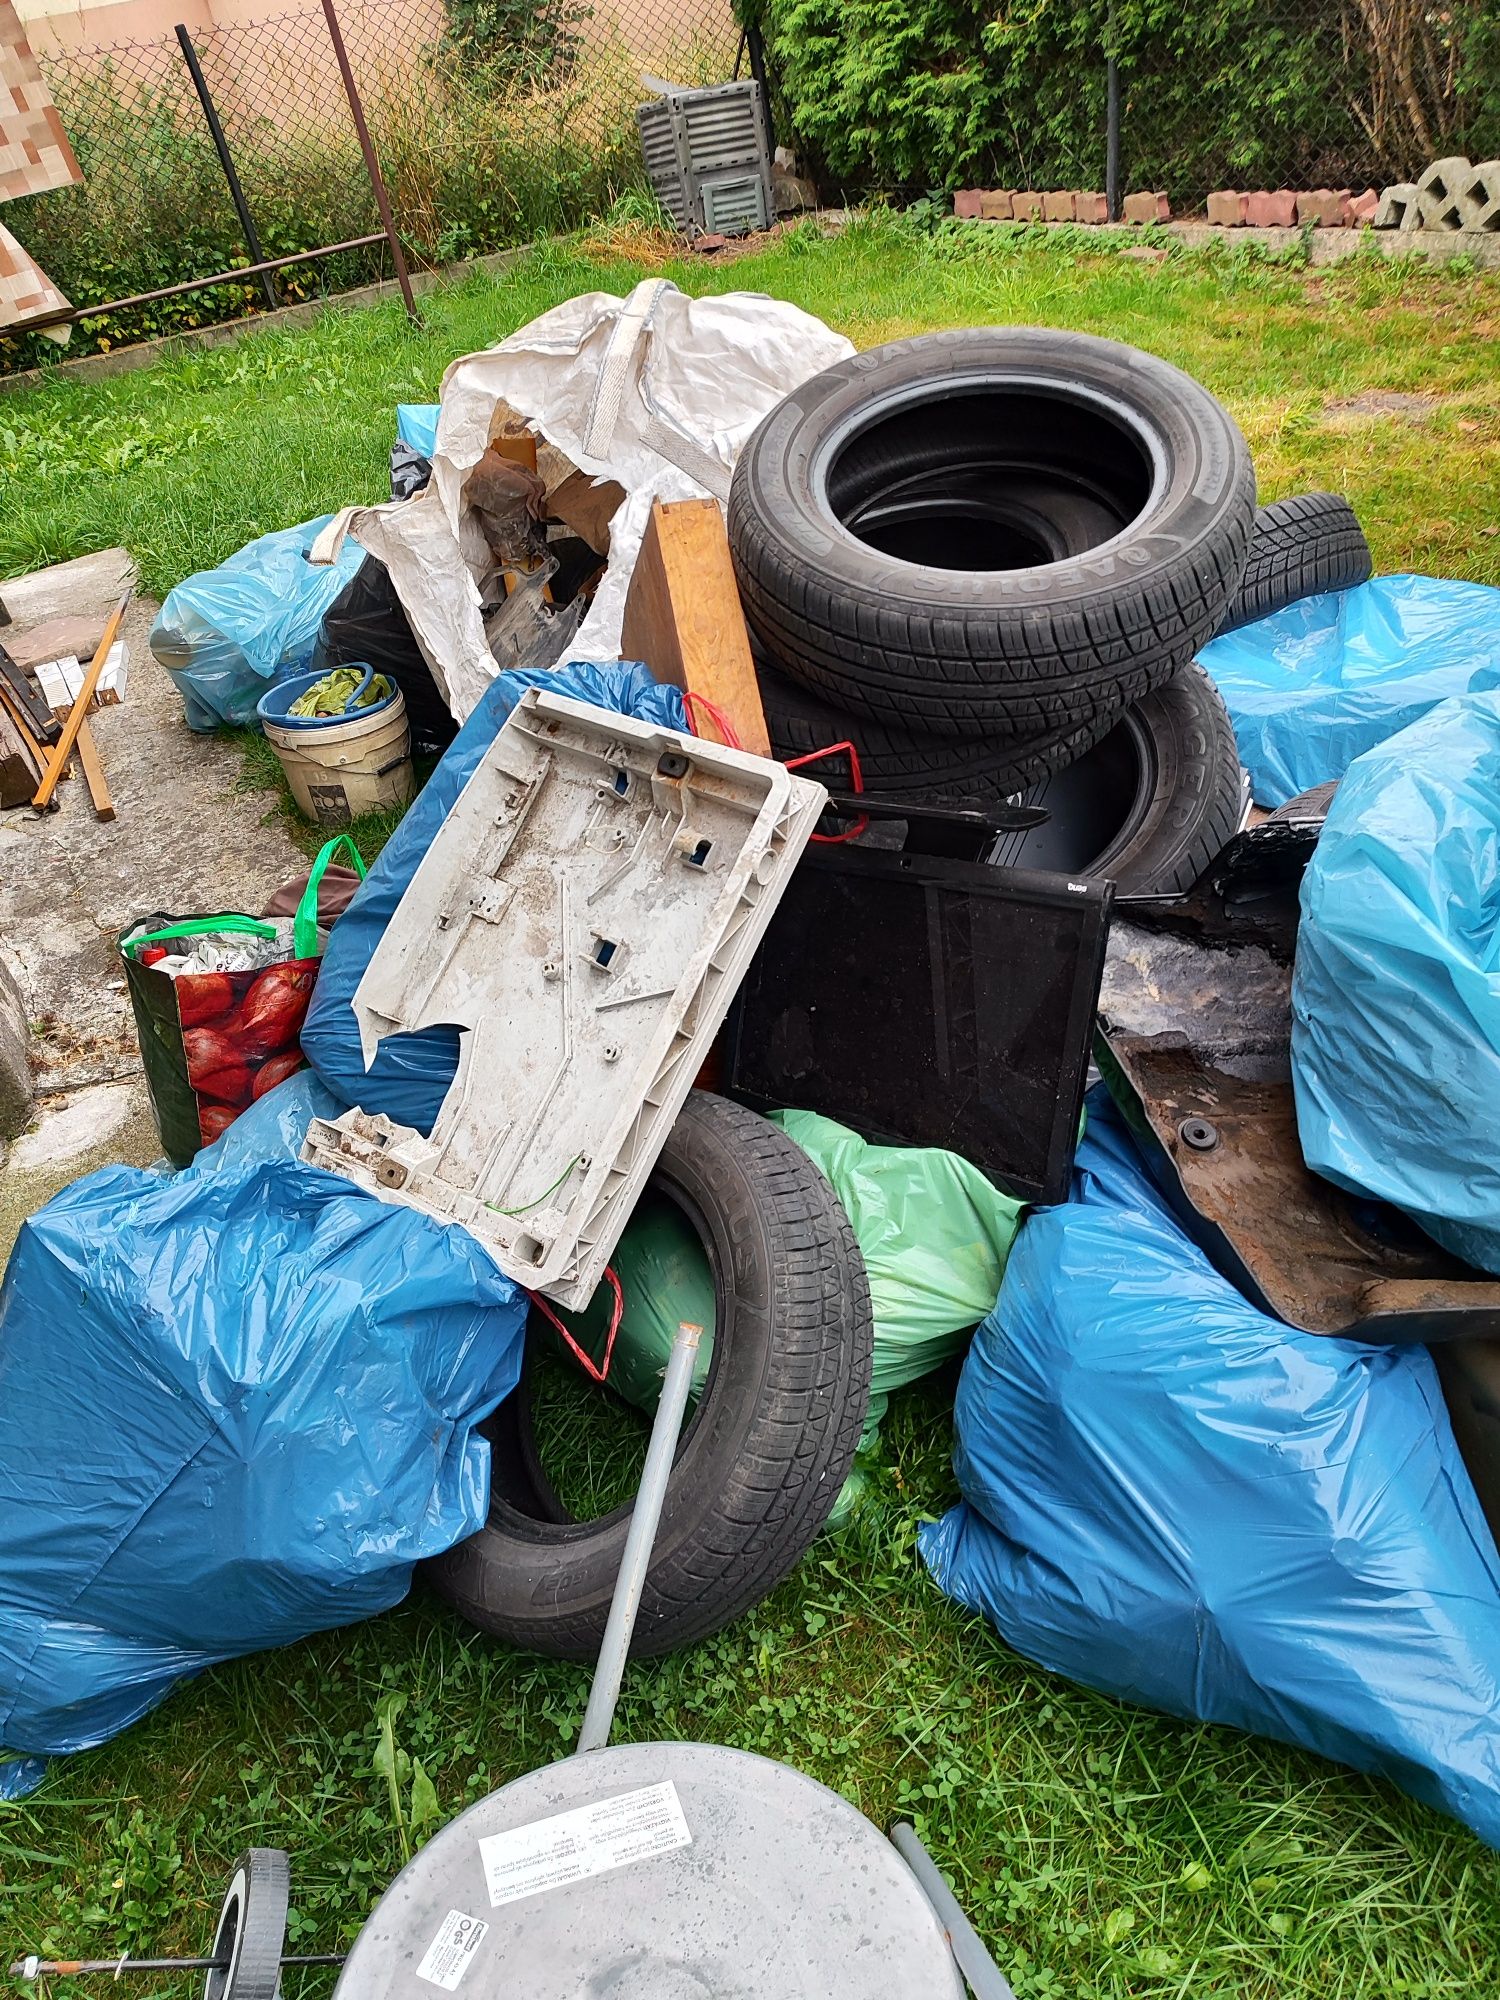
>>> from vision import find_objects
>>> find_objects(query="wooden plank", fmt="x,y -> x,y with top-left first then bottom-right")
0,677 -> 52,770
0,700 -> 42,808
74,716 -> 115,821
33,590 -> 129,811
619,497 -> 771,759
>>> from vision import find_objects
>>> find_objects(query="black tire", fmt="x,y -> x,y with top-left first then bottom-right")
757,657 -> 1121,801
729,327 -> 1255,742
1217,492 -> 1372,636
985,663 -> 1244,895
205,1850 -> 288,2000
427,1093 -> 873,1661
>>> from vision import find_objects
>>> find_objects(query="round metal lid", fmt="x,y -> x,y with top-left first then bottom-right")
335,1741 -> 965,1999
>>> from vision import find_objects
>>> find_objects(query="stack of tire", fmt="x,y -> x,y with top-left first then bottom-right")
728,328 -> 1372,893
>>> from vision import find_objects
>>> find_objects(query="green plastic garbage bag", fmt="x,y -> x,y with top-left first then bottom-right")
552,1111 -> 1024,1520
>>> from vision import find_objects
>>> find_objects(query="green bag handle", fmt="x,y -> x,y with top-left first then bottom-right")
293,834 -> 368,961
128,914 -> 278,956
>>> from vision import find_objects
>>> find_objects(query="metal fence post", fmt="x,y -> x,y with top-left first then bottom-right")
1105,5 -> 1122,222
173,24 -> 278,312
319,0 -> 420,325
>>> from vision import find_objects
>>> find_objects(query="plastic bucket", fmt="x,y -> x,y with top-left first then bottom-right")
257,667 -> 414,827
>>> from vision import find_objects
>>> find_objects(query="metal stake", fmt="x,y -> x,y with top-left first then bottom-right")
1105,8 -> 1122,223
890,1823 -> 1019,2000
174,25 -> 277,313
320,0 -> 419,325
575,1320 -> 703,1755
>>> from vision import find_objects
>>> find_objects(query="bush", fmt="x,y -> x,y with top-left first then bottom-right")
763,0 -> 1500,205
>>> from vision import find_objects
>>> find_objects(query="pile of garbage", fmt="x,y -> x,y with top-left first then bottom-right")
3,282 -> 1500,1867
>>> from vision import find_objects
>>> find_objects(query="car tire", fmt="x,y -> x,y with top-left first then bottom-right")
755,657 -> 1121,801
729,327 -> 1255,742
986,663 -> 1245,895
426,1092 -> 873,1661
1217,492 -> 1372,636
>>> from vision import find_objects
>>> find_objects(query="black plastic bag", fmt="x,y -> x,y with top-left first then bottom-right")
318,554 -> 458,758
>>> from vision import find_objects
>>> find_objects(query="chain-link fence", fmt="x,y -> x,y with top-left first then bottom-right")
4,0 -> 741,367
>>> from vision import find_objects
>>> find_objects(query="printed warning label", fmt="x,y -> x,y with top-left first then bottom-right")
477,1781 -> 692,1909
415,1909 -> 489,1991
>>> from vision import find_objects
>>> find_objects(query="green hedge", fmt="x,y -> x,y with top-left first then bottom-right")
761,0 -> 1500,205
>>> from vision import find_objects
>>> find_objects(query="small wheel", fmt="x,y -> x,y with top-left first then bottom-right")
205,1849 -> 289,2000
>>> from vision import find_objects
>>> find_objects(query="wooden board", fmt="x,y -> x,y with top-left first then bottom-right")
33,589 -> 127,810
619,497 -> 771,758
74,715 -> 114,820
0,696 -> 41,807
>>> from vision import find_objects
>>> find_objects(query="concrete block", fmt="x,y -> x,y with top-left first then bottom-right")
1245,189 -> 1297,228
979,190 -> 1015,221
953,188 -> 985,220
0,956 -> 34,1144
1122,190 -> 1170,225
1073,191 -> 1108,224
1206,190 -> 1247,226
1012,191 -> 1044,221
1464,159 -> 1500,231
1296,188 -> 1349,227
1415,156 -> 1476,229
1347,188 -> 1380,227
1373,182 -> 1419,228
1041,190 -> 1076,222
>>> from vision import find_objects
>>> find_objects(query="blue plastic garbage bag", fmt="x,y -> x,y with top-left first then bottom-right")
1292,692 -> 1500,1275
920,1100 -> 1500,1848
301,660 -> 688,1131
149,516 -> 366,731
1198,573 -> 1500,808
0,1072 -> 525,1772
396,402 -> 440,456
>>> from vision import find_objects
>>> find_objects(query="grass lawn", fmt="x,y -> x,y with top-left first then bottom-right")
4,212 -> 1500,1999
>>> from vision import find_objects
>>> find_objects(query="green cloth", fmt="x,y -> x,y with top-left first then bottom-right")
288,666 -> 393,718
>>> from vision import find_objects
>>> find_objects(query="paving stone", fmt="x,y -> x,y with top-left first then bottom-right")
1463,159 -> 1500,231
1073,191 -> 1107,223
1042,190 -> 1076,222
953,188 -> 984,220
1347,188 -> 1380,226
1122,189 -> 1170,225
1296,188 -> 1350,226
979,190 -> 1015,220
1012,191 -> 1044,221
0,954 -> 33,1143
1245,189 -> 1297,227
1415,156 -> 1476,229
1206,189 -> 1247,226
1373,182 -> 1419,228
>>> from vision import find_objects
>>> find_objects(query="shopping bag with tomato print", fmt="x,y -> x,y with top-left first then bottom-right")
120,836 -> 365,1163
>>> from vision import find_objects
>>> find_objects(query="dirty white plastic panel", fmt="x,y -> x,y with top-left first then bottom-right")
302,689 -> 826,1308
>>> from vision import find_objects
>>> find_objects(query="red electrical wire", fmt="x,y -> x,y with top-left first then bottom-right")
785,740 -> 870,843
528,1267 -> 625,1385
680,689 -> 742,751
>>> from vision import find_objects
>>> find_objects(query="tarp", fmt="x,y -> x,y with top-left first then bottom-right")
0,1074 -> 525,1787
318,282 -> 853,720
1198,573 -> 1500,808
396,402 -> 440,456
1293,691 -> 1500,1275
921,1100 -> 1500,1849
300,659 -> 686,1131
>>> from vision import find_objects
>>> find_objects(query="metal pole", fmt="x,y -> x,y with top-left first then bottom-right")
744,19 -> 776,158
174,24 -> 277,313
319,0 -> 419,324
1105,10 -> 1122,222
575,1320 -> 703,1755
889,1824 -> 1019,2000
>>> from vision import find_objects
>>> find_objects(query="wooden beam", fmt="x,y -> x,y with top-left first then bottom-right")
33,591 -> 129,811
0,701 -> 42,809
74,717 -> 115,821
620,498 -> 771,759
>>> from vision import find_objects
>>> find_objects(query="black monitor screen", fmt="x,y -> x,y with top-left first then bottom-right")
727,847 -> 1113,1206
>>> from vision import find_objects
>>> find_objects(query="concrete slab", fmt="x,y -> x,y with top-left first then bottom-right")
0,555 -> 306,1100
0,1076 -> 161,1267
